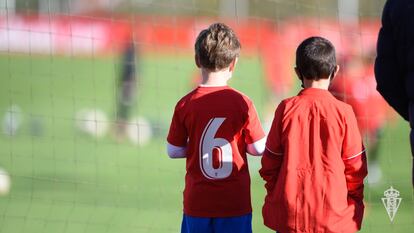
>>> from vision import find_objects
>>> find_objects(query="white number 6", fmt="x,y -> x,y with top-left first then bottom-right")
199,118 -> 233,179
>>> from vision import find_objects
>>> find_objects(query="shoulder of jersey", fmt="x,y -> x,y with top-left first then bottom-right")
281,95 -> 300,106
327,97 -> 356,117
228,87 -> 254,102
331,96 -> 353,108
175,88 -> 199,108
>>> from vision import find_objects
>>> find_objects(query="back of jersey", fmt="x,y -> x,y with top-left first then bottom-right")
167,85 -> 264,218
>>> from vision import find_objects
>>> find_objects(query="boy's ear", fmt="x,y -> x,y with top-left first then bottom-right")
294,67 -> 302,79
295,67 -> 305,88
229,57 -> 238,72
195,54 -> 201,68
332,65 -> 340,78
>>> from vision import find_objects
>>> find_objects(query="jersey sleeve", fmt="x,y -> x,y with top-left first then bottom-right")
167,102 -> 188,147
259,103 -> 285,193
342,106 -> 368,203
265,102 -> 285,155
342,106 -> 365,160
244,101 -> 265,144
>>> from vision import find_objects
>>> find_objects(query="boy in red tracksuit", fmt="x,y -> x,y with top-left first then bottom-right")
260,36 -> 368,233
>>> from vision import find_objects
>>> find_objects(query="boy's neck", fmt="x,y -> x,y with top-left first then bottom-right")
303,78 -> 330,90
200,68 -> 231,86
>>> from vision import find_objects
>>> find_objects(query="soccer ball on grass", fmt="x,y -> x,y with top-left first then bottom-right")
76,108 -> 109,138
0,168 -> 11,196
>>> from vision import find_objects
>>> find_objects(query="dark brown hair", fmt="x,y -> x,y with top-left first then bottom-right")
195,23 -> 241,71
296,36 -> 336,80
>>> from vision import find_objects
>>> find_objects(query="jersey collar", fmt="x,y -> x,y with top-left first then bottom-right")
198,84 -> 229,87
299,88 -> 334,98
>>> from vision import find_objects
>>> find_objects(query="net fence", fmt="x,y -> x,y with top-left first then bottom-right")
0,0 -> 412,232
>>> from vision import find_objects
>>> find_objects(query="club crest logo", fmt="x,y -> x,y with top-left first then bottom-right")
381,186 -> 402,222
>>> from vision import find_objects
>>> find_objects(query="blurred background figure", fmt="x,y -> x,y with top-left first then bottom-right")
2,105 -> 22,137
114,41 -> 138,142
375,0 -> 414,187
330,52 -> 389,185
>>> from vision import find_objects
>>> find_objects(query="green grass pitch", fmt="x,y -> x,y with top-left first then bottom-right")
0,53 -> 412,232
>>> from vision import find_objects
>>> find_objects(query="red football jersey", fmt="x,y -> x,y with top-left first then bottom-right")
260,88 -> 367,233
167,85 -> 265,217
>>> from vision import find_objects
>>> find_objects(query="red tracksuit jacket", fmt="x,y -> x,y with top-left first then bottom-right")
260,88 -> 367,233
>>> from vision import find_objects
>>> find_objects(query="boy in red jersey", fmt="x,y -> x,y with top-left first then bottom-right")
167,23 -> 266,233
260,37 -> 368,233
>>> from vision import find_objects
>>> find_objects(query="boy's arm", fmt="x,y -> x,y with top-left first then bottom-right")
246,137 -> 266,156
244,101 -> 266,155
342,106 -> 368,202
343,151 -> 367,202
166,102 -> 188,159
167,143 -> 187,158
260,148 -> 283,193
259,103 -> 285,193
342,106 -> 368,229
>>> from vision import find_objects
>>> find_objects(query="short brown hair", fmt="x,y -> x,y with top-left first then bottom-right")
195,23 -> 241,71
296,36 -> 336,80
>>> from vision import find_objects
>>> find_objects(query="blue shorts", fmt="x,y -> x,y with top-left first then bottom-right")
181,213 -> 252,233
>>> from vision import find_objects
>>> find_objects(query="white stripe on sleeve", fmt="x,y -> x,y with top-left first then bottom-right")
343,149 -> 366,160
265,146 -> 283,156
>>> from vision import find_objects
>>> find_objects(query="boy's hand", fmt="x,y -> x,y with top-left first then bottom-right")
344,151 -> 368,202
259,149 -> 283,193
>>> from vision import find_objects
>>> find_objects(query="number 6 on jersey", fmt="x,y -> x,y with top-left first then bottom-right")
199,118 -> 233,179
